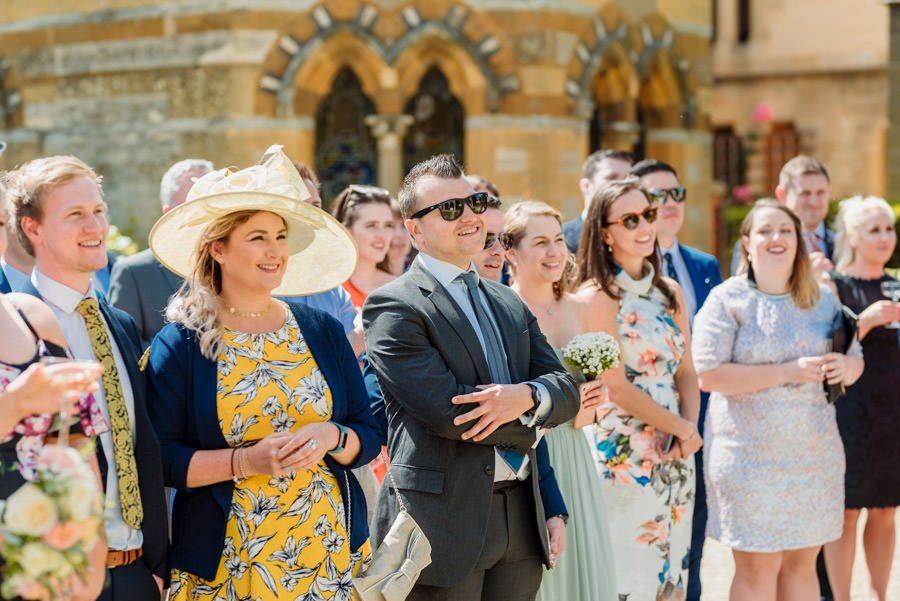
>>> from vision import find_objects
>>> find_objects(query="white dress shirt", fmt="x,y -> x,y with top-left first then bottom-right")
32,269 -> 143,550
659,241 -> 697,325
417,253 -> 550,481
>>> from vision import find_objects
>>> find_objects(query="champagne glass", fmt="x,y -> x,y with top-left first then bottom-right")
881,281 -> 900,329
38,357 -> 102,447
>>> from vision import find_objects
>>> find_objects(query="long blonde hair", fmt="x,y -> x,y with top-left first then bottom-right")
504,201 -> 574,300
834,195 -> 896,270
739,199 -> 820,309
166,210 -> 259,360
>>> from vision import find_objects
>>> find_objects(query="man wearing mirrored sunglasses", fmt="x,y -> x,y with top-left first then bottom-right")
632,158 -> 722,601
563,148 -> 633,254
363,154 -> 579,601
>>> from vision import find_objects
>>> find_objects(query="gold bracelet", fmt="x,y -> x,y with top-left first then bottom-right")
236,447 -> 248,481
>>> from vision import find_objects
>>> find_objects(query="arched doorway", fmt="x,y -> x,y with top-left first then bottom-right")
315,67 -> 378,210
403,68 -> 465,173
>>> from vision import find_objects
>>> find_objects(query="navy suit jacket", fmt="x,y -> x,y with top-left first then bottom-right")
20,281 -> 169,582
362,357 -> 568,521
562,216 -> 584,255
679,244 -> 723,439
680,244 -> 723,312
147,302 -> 380,581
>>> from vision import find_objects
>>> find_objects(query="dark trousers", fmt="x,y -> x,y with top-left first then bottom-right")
97,560 -> 160,601
687,393 -> 710,601
687,446 -> 707,601
817,549 -> 833,600
408,481 -> 544,601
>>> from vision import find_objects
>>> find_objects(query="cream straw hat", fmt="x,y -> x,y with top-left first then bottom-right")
149,145 -> 357,296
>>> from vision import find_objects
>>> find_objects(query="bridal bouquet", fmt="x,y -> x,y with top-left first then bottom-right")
561,332 -> 621,380
0,445 -> 102,600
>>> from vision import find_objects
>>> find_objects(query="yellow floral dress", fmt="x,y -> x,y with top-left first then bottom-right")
171,309 -> 369,600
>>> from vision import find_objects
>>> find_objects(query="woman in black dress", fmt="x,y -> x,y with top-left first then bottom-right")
825,195 -> 900,601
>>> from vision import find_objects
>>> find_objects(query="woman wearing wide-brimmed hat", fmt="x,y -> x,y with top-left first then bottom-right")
145,145 -> 380,600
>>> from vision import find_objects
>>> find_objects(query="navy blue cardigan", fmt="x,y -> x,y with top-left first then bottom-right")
147,302 -> 380,581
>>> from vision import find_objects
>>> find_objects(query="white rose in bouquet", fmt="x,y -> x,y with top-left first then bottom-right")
62,477 -> 97,521
5,483 -> 58,536
20,542 -> 70,578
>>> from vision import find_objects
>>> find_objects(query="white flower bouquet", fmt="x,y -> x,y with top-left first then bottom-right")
561,332 -> 621,380
0,445 -> 102,600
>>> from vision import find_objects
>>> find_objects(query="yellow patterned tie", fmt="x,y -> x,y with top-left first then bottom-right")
76,298 -> 143,529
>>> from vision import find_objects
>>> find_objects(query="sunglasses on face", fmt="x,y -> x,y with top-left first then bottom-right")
605,207 -> 659,230
410,192 -> 489,221
484,231 -> 513,250
647,187 -> 687,204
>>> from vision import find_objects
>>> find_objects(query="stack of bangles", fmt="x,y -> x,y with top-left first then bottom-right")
231,447 -> 248,484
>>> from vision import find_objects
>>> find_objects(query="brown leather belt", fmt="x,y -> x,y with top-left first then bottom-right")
107,547 -> 143,568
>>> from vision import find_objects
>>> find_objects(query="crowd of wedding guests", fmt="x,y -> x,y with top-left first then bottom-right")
0,139 -> 897,601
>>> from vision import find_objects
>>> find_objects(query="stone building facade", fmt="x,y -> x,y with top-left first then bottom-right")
711,0 -> 889,203
0,0 -> 714,251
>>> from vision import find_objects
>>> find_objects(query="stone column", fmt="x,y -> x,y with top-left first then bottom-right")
888,1 -> 900,198
604,121 -> 642,151
365,114 -> 414,194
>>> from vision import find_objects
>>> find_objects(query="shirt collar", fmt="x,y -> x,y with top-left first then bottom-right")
659,239 -> 681,255
416,252 -> 477,288
815,222 -> 826,238
32,268 -> 97,314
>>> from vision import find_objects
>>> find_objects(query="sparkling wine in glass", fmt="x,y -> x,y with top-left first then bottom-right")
38,357 -> 101,447
881,281 -> 900,329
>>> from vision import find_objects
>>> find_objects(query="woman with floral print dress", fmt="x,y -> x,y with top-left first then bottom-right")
145,147 -> 379,600
575,177 -> 702,600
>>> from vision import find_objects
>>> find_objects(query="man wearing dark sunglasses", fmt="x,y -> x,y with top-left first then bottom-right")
631,158 -> 722,601
363,154 -> 579,601
473,195 -> 510,283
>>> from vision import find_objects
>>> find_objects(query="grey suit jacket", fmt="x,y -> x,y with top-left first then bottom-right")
108,248 -> 183,347
362,261 -> 579,587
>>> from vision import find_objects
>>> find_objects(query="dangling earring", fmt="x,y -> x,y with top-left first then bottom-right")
606,244 -> 612,254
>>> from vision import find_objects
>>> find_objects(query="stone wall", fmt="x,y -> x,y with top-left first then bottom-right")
1,0 -> 716,252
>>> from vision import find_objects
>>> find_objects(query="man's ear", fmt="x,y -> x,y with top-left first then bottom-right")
578,178 -> 592,200
20,215 -> 41,249
774,185 -> 787,203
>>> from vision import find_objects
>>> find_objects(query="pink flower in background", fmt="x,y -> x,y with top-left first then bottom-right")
752,102 -> 774,124
41,521 -> 81,550
732,184 -> 754,205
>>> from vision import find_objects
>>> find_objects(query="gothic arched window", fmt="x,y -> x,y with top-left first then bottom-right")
315,68 -> 378,211
403,69 -> 464,173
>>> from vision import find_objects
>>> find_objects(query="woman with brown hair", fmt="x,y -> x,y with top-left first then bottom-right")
145,147 -> 380,600
332,185 -> 397,307
575,176 -> 700,600
504,201 -> 616,601
693,199 -> 863,601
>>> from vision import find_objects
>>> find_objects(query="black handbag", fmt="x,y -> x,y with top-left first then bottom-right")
825,304 -> 858,404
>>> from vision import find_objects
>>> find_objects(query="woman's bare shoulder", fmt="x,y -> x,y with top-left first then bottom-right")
5,293 -> 67,347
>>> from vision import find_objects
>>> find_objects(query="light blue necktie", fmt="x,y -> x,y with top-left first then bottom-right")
460,271 -> 526,476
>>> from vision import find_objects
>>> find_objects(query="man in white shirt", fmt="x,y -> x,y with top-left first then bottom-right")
363,154 -> 578,600
9,155 -> 169,601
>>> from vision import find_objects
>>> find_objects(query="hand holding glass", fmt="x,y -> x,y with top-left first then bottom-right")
880,281 -> 900,329
38,358 -> 104,447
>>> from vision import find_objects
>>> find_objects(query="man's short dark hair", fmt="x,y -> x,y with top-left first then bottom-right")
292,160 -> 320,189
630,159 -> 679,180
582,149 -> 634,180
398,154 -> 465,219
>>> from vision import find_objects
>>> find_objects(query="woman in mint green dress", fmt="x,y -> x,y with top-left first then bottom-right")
505,201 -> 617,601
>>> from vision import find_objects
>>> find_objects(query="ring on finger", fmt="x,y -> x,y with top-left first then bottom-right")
307,439 -> 318,450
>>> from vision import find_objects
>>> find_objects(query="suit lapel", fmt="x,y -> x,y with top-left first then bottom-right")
0,269 -> 10,294
410,263 -> 492,385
